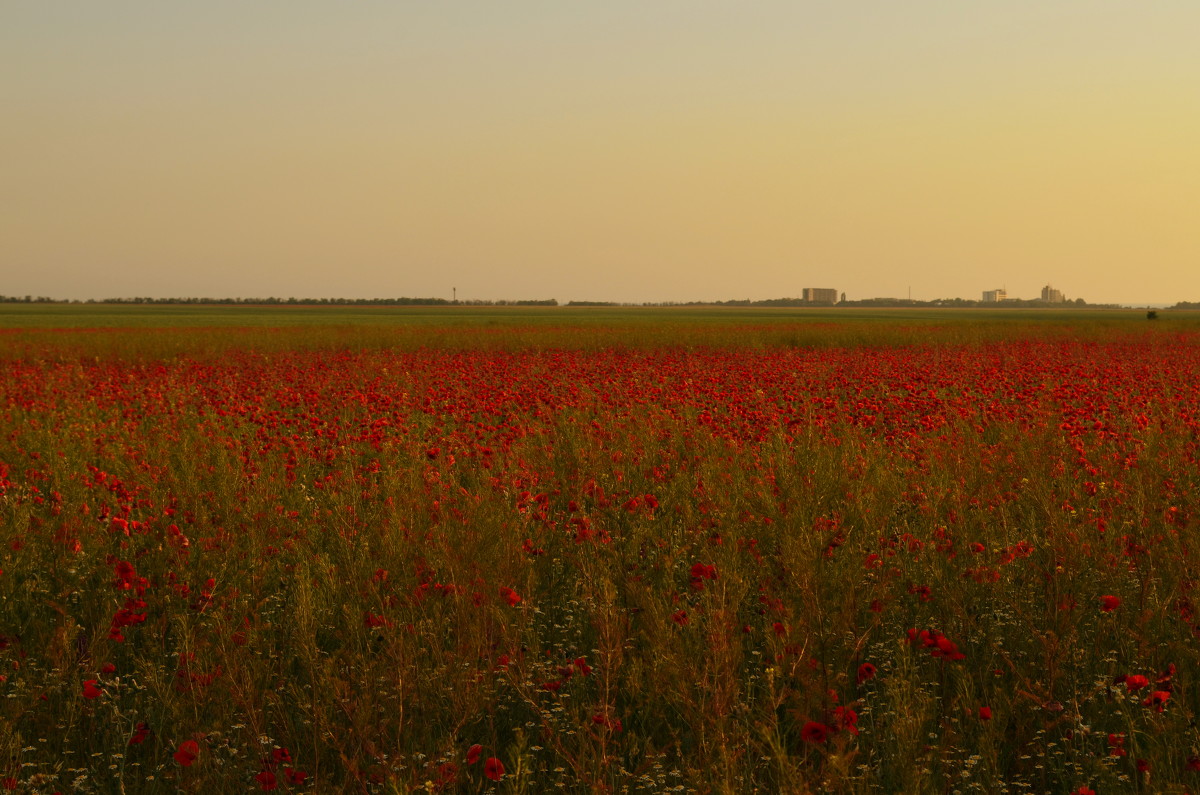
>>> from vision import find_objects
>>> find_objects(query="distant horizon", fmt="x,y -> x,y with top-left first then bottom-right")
2,292 -> 1192,309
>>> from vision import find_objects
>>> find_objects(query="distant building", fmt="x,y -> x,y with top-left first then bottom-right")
982,288 -> 1007,303
1041,285 -> 1065,303
803,288 -> 839,304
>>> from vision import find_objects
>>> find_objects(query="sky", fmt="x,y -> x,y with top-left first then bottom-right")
3,2 -> 1198,305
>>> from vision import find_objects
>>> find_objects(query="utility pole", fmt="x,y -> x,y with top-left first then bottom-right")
453,287 -> 457,304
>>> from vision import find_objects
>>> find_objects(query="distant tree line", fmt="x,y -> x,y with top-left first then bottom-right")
4,294 -> 1196,309
0,296 -> 558,306
0,295 -> 59,303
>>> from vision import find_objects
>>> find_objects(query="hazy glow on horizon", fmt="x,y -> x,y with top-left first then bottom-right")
3,2 -> 1198,304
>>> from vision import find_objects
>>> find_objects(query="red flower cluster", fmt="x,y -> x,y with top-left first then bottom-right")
464,745 -> 504,781
689,562 -> 718,590
256,747 -> 305,790
907,628 -> 965,661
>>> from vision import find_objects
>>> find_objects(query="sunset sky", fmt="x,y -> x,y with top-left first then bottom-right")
4,2 -> 1198,305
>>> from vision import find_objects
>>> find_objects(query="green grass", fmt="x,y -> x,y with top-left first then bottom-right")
0,302 -> 1190,330
2,304 -> 1196,365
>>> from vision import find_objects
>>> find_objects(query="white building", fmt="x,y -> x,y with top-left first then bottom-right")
1041,285 -> 1064,303
803,288 -> 839,304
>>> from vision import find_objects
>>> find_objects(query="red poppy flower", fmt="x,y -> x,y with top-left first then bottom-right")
255,770 -> 278,791
466,744 -> 482,765
856,663 -> 876,683
1124,674 -> 1150,691
174,739 -> 200,767
592,712 -> 623,731
500,587 -> 521,606
1142,690 -> 1170,711
978,706 -> 992,721
484,757 -> 505,781
800,721 -> 828,744
1100,595 -> 1121,612
82,679 -> 103,699
129,722 -> 152,745
832,706 -> 858,735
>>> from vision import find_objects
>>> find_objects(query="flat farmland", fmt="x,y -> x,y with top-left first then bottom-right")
2,308 -> 1199,793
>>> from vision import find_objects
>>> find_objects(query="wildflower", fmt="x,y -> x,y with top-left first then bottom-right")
364,612 -> 389,628
1108,733 -> 1126,757
484,757 -> 505,781
130,722 -> 152,745
671,610 -> 689,626
1100,595 -> 1121,612
500,586 -> 521,606
856,662 -> 876,683
800,721 -> 828,744
1142,690 -> 1170,711
832,706 -> 859,735
1124,674 -> 1150,692
174,739 -> 200,767
255,770 -> 278,790
592,713 -> 623,731
466,744 -> 482,765
978,706 -> 992,721
82,679 -> 103,699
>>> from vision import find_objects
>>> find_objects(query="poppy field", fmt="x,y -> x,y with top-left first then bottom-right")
2,312 -> 1199,793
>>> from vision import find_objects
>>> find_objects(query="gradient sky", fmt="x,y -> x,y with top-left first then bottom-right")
4,2 -> 1198,304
